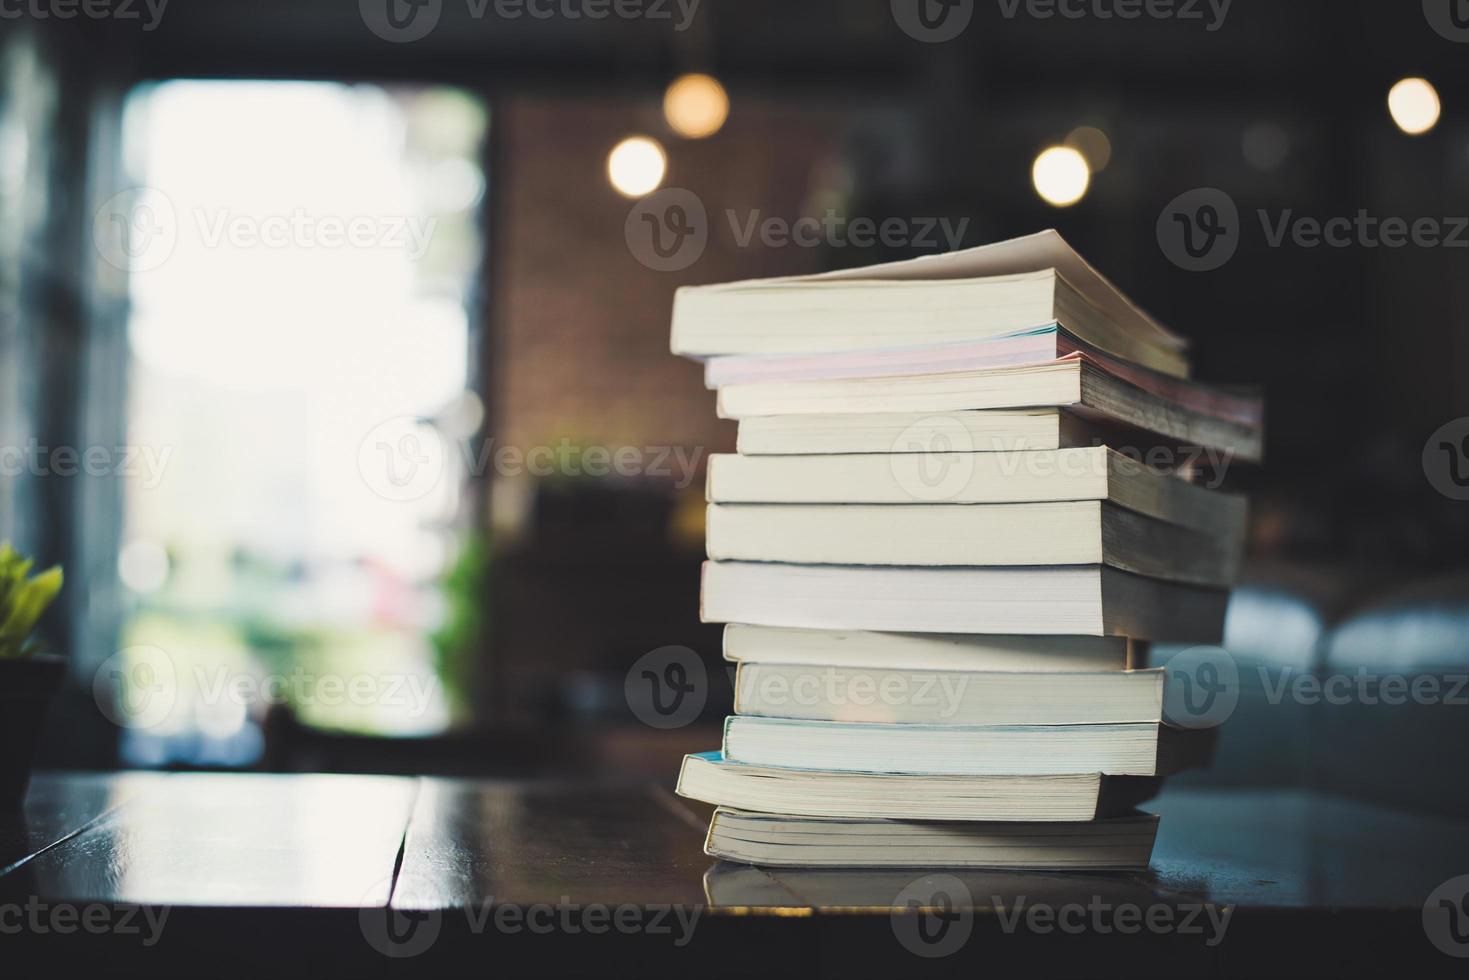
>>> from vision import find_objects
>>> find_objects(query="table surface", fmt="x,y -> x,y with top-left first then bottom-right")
2,771 -> 1466,977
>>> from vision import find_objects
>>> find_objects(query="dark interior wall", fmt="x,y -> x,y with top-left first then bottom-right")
490,94 -> 861,457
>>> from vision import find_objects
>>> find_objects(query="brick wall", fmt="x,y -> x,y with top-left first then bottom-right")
490,93 -> 854,467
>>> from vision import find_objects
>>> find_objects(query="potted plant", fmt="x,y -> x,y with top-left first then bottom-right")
0,544 -> 64,808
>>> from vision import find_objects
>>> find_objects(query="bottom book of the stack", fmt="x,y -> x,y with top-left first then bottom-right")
703,807 -> 1161,870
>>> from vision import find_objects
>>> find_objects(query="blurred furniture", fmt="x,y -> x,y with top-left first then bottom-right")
3,772 -> 1467,978
1164,561 -> 1469,820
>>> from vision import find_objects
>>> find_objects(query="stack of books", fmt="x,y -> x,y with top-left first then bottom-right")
669,231 -> 1263,870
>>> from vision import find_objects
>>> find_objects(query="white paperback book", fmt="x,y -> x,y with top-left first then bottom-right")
735,408 -> 1102,455
705,501 -> 1240,588
705,447 -> 1247,539
676,752 -> 1164,822
733,662 -> 1165,726
670,230 -> 1190,378
721,624 -> 1134,672
722,717 -> 1177,777
701,562 -> 1228,641
715,358 -> 1262,462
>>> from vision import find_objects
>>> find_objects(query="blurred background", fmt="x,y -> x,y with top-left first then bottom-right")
2,1 -> 1467,810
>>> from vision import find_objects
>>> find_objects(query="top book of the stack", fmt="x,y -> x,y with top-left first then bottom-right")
669,229 -> 1190,379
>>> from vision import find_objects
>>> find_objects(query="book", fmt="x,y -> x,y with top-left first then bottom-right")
706,447 -> 1248,538
702,862 -> 1169,907
670,230 -> 1189,378
703,324 -> 1263,429
716,357 -> 1263,462
737,408 -> 1111,455
722,624 -> 1135,672
701,562 -> 1228,640
721,717 -> 1207,777
733,663 -> 1164,726
703,807 -> 1160,870
677,751 -> 1163,822
705,501 -> 1240,588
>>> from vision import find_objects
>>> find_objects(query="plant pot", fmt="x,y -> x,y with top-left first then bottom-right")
0,655 -> 66,809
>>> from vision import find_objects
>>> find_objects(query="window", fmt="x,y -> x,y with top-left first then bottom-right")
110,81 -> 487,765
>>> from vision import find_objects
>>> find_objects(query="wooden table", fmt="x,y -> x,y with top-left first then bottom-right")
1,772 -> 1466,977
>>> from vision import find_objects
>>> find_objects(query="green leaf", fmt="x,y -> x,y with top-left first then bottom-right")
0,547 -> 63,660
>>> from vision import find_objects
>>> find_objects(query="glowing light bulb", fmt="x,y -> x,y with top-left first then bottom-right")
664,74 -> 729,140
1032,146 -> 1091,207
607,136 -> 667,198
1388,77 -> 1441,136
